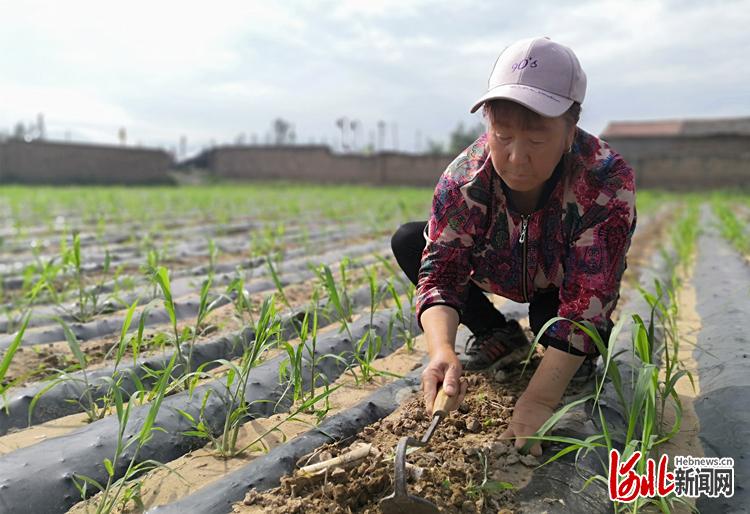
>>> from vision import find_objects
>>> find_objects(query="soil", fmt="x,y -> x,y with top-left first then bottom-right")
232,353 -> 560,514
617,209 -> 677,308
2,206 -> 688,514
0,300 -> 242,387
646,264 -> 703,514
1,257 -> 389,386
224,223 -> 675,514
0,311 -> 350,455
66,316 -> 426,513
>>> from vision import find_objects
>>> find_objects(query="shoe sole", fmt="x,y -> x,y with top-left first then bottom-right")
463,345 -> 531,372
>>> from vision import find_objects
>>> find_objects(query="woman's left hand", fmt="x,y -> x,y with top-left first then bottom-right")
500,393 -> 554,457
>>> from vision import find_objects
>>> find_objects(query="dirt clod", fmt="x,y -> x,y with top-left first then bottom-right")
235,372 -> 544,513
505,453 -> 520,466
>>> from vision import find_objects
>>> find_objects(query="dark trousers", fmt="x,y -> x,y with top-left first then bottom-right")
390,221 -> 605,356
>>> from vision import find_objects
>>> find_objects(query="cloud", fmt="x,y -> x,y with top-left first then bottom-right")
0,0 -> 747,153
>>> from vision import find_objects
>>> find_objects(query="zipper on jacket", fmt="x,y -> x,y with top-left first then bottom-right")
519,215 -> 529,302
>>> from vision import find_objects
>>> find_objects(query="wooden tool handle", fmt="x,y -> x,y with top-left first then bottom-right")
433,384 -> 461,416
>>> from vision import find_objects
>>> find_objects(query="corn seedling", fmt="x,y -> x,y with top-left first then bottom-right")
95,300 -> 141,412
185,275 -> 220,375
68,233 -> 87,321
60,233 -> 116,322
28,316 -> 110,423
0,313 -> 31,408
153,266 -> 219,383
7,277 -> 48,332
226,271 -> 255,325
235,385 -> 340,456
517,215 -> 698,513
250,223 -> 285,261
277,300 -> 330,410
71,353 -> 180,513
466,448 -> 515,500
337,256 -> 353,316
141,248 -> 164,297
713,200 -> 750,255
22,254 -> 65,308
313,263 -> 353,341
180,296 -> 281,457
347,325 -> 401,385
151,266 -> 186,371
208,238 -> 219,276
385,279 -> 416,352
32,301 -> 142,426
266,256 -> 292,311
671,201 -> 700,273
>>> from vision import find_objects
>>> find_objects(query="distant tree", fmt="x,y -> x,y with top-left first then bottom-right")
350,119 -> 360,151
336,117 -> 348,151
118,127 -> 127,146
447,121 -> 485,155
377,120 -> 386,151
12,122 -> 25,140
36,113 -> 46,140
426,139 -> 445,156
272,118 -> 291,145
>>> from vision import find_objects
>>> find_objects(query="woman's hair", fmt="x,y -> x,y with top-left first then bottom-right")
483,99 -> 581,129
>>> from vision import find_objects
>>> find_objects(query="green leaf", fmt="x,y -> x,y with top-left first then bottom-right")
54,316 -> 86,368
0,312 -> 30,387
103,458 -> 115,477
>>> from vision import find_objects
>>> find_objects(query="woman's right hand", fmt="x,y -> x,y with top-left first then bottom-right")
421,348 -> 468,415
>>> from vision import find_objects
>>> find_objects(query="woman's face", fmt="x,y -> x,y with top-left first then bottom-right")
487,112 -> 575,195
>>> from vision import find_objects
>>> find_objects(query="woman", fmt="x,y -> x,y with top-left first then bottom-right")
390,36 -> 636,456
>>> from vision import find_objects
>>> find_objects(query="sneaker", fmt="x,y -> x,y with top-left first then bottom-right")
571,354 -> 598,383
461,320 -> 531,371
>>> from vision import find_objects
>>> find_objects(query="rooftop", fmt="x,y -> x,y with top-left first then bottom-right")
601,116 -> 750,138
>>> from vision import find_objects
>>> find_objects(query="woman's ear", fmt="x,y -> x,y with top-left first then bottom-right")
565,125 -> 576,151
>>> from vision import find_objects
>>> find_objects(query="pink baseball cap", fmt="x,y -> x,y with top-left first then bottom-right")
470,36 -> 587,117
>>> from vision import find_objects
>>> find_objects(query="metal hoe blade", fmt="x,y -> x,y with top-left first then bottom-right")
379,436 -> 440,514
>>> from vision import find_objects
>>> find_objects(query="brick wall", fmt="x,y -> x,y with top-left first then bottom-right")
604,135 -> 750,190
6,135 -> 745,190
204,145 -> 452,187
0,140 -> 173,185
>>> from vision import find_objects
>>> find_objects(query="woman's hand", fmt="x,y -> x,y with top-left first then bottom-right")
421,349 -> 468,415
500,393 -> 554,457
500,347 -> 585,456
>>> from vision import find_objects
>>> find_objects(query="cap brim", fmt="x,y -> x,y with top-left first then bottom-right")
469,84 -> 573,118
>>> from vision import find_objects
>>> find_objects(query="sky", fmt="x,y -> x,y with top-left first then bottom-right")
1,0 -> 748,157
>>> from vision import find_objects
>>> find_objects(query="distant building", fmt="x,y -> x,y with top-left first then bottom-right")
184,144 -> 453,187
0,139 -> 173,185
601,117 -> 750,190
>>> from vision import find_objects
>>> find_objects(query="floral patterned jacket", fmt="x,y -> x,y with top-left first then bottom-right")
416,128 -> 637,355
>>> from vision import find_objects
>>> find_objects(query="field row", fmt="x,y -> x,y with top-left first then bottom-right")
0,188 -> 747,513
